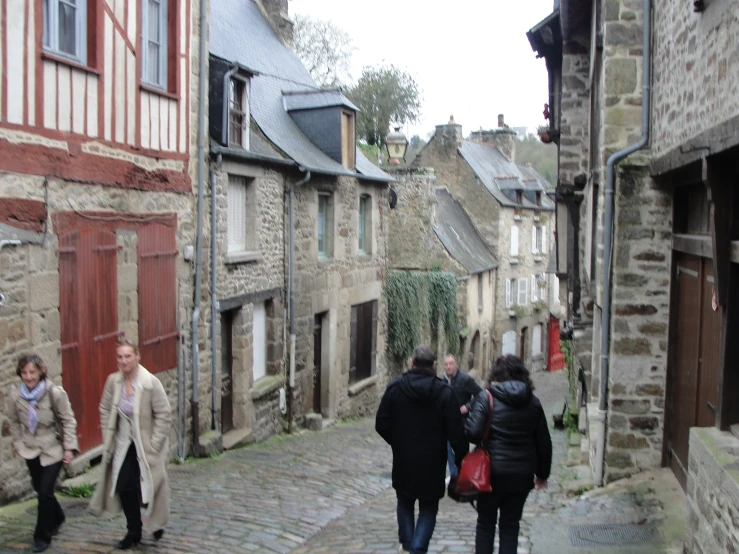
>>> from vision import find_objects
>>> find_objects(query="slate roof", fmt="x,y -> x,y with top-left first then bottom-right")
209,0 -> 391,183
283,89 -> 359,112
458,141 -> 554,211
433,189 -> 498,275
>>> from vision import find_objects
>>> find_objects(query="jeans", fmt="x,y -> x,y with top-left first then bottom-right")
117,444 -> 143,537
446,442 -> 458,478
26,457 -> 65,543
475,490 -> 529,554
396,491 -> 439,554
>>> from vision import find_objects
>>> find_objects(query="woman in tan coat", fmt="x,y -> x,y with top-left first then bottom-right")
6,354 -> 79,553
89,338 -> 172,549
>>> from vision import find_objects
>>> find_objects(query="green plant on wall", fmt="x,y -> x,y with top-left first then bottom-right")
427,271 -> 459,356
533,300 -> 548,313
510,304 -> 527,318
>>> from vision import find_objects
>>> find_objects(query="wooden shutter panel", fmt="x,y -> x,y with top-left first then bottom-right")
541,226 -> 547,253
531,275 -> 538,302
228,176 -> 247,252
505,279 -> 511,308
531,226 -> 537,254
518,278 -> 527,306
138,223 -> 178,373
370,300 -> 378,376
350,305 -> 358,381
510,226 -> 519,256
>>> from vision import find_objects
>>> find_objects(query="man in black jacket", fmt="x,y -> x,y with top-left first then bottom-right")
443,354 -> 481,480
376,346 -> 467,554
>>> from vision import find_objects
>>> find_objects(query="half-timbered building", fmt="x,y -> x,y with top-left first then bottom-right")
0,0 -> 200,502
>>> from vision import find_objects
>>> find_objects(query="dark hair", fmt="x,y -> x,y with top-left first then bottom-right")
16,354 -> 48,379
412,345 -> 436,369
488,355 -> 534,391
116,337 -> 140,355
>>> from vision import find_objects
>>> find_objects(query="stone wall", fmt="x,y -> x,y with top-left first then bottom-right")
652,0 -> 739,157
684,427 -> 739,553
292,175 -> 389,423
559,42 -> 590,188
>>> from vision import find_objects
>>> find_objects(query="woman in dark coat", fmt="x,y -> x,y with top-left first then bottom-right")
464,355 -> 552,554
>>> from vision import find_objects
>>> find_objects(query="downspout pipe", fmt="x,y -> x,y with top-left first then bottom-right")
221,65 -> 240,146
594,0 -> 651,486
287,168 -> 311,433
210,154 -> 222,432
190,0 -> 208,456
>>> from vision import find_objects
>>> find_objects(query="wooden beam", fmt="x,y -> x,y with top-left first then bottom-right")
703,156 -> 732,308
672,234 -> 713,259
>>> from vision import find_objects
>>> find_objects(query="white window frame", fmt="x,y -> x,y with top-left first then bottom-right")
517,278 -> 528,306
532,324 -> 542,356
228,76 -> 250,149
540,226 -> 547,254
531,226 -> 538,254
227,175 -> 247,253
252,302 -> 267,382
317,193 -> 330,258
531,274 -> 538,302
358,195 -> 370,255
505,278 -> 515,309
510,225 -> 519,257
43,0 -> 87,64
142,0 -> 168,89
538,273 -> 547,301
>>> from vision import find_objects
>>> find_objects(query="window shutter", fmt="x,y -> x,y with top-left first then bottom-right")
505,279 -> 511,308
518,278 -> 527,306
531,226 -> 537,254
541,226 -> 547,253
510,226 -> 519,256
531,275 -> 537,302
532,324 -> 542,356
252,302 -> 266,381
350,305 -> 358,381
228,176 -> 247,252
370,300 -> 378,376
554,276 -> 560,304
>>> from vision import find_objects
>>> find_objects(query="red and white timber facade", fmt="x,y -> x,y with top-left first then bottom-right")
0,0 -> 202,502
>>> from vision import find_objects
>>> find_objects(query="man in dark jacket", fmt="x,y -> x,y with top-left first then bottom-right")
376,345 -> 467,554
443,354 -> 481,479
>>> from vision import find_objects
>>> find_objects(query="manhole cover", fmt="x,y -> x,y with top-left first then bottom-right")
27,501 -> 88,519
569,523 -> 663,546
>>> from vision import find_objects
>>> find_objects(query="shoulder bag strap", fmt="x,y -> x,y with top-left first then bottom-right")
481,390 -> 494,445
47,383 -> 64,442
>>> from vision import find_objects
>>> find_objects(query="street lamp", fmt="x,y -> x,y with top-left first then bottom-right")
385,126 -> 408,165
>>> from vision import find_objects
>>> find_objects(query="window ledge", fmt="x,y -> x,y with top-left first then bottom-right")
534,256 -> 544,263
533,216 -> 541,222
226,251 -> 261,265
250,375 -> 285,401
140,83 -> 180,101
41,51 -> 99,75
348,375 -> 377,396
513,215 -> 522,221
510,258 -> 520,265
318,256 -> 334,267
358,253 -> 372,262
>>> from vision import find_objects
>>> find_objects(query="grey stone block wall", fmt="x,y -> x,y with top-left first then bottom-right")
684,427 -> 739,553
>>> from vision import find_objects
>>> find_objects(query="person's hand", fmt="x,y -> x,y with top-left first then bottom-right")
535,477 -> 548,490
63,450 -> 74,465
460,405 -> 469,415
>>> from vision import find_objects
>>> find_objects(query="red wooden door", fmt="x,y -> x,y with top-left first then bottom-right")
59,228 -> 119,452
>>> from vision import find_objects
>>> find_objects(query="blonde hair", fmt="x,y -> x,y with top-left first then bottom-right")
116,337 -> 140,355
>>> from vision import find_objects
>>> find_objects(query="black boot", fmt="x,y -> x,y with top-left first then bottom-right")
153,529 -> 164,541
32,539 -> 49,552
116,532 -> 141,550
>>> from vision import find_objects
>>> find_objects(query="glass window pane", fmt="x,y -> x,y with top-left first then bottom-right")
147,42 -> 160,83
43,0 -> 50,47
58,2 -> 77,56
148,0 -> 160,41
318,197 -> 327,256
358,198 -> 366,252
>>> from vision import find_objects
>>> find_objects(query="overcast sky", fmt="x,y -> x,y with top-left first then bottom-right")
289,0 -> 555,140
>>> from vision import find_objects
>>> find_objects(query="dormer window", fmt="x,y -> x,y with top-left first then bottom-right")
229,77 -> 250,149
516,190 -> 523,205
341,110 -> 356,170
535,191 -> 542,206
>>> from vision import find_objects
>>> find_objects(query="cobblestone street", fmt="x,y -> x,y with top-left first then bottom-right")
0,370 -> 685,553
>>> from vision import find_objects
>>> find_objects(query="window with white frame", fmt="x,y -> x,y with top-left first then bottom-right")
510,225 -> 519,257
531,274 -> 538,302
477,273 -> 483,312
505,278 -> 517,309
532,225 -> 547,254
538,273 -> 547,300
502,330 -> 517,355
317,193 -> 334,259
227,175 -> 257,254
252,302 -> 266,381
532,324 -> 542,356
358,195 -> 372,255
43,0 -> 87,63
517,278 -> 528,306
142,0 -> 168,89
228,77 -> 250,149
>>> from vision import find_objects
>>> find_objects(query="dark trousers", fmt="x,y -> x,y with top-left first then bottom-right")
396,491 -> 439,554
116,444 -> 142,536
475,490 -> 530,554
26,457 -> 64,543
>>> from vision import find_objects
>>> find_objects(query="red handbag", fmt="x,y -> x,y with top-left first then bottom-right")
454,390 -> 494,498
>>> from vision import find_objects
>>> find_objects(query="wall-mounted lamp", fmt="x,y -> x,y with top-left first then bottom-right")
693,0 -> 705,12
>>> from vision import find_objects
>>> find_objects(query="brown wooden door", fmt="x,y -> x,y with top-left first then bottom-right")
667,253 -> 721,488
313,314 -> 322,414
59,228 -> 119,453
519,327 -> 528,361
221,310 -> 234,433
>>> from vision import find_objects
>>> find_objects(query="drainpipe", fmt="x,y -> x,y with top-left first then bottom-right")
222,66 -> 240,146
594,0 -> 652,486
287,168 -> 311,433
190,0 -> 208,456
210,153 -> 222,432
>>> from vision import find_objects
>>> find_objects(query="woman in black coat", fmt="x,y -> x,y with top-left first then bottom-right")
464,355 -> 552,554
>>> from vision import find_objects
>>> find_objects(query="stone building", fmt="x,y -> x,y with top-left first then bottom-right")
411,117 -> 558,372
529,0 -> 739,550
0,0 -> 202,502
206,0 -> 393,440
387,170 -> 498,378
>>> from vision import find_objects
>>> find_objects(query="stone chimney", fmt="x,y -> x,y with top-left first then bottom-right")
469,113 -> 517,161
257,0 -> 294,47
434,115 -> 463,150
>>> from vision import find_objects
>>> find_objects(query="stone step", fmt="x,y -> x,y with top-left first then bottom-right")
222,427 -> 254,450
